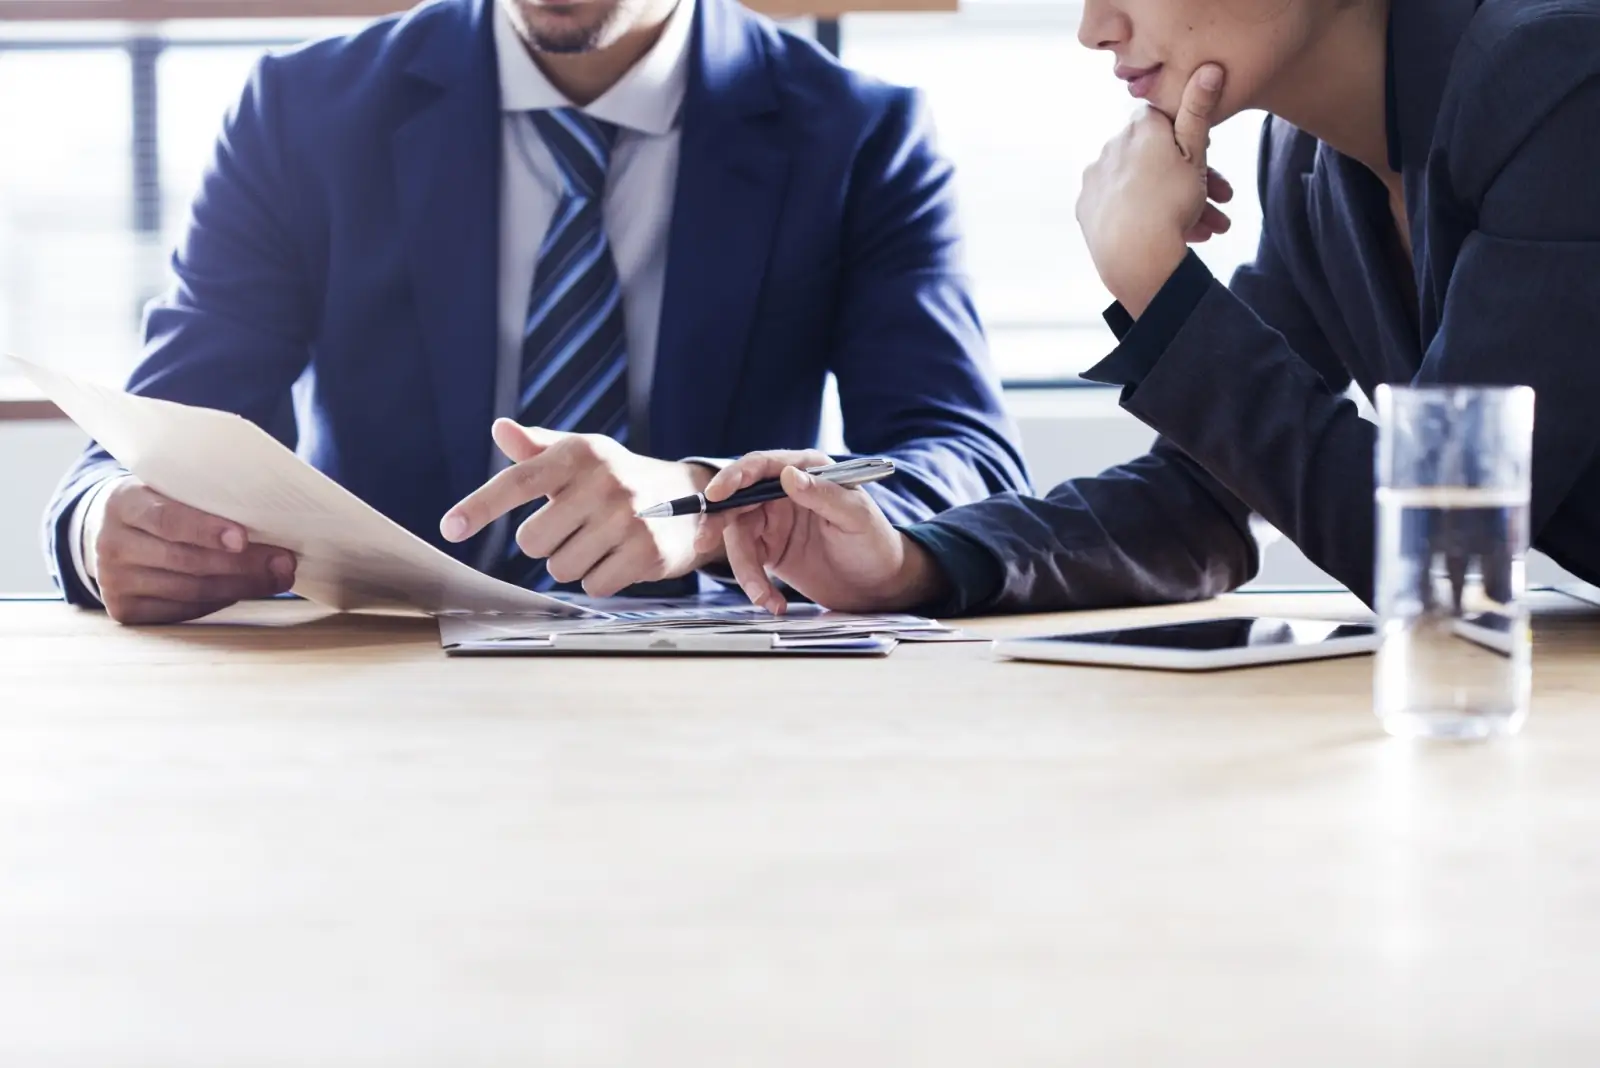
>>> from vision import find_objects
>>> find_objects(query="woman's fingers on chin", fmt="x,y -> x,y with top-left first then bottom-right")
1206,167 -> 1234,203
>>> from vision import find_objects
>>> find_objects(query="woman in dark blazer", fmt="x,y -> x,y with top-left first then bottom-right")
688,0 -> 1600,617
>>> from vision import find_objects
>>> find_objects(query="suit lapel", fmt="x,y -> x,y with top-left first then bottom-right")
392,0 -> 502,517
650,0 -> 789,460
1305,145 -> 1418,388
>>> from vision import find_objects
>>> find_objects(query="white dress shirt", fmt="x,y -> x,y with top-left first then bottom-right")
491,0 -> 692,454
71,0 -> 696,597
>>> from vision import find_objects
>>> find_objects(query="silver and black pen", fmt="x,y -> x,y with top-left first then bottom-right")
635,458 -> 896,519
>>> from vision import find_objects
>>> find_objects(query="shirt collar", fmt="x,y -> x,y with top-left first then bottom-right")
493,0 -> 696,136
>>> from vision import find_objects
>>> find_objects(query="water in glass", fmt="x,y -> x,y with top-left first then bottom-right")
1374,484 -> 1531,739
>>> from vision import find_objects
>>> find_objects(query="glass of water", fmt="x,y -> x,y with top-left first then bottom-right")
1374,385 -> 1535,740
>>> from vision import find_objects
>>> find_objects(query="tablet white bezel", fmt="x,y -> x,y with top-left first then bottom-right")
992,617 -> 1380,672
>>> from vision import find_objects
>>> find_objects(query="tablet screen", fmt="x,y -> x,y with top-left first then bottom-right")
1044,617 -> 1376,651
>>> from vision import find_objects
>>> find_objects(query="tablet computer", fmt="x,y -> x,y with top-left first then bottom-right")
993,616 -> 1380,672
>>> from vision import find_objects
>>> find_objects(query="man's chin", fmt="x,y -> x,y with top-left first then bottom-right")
526,29 -> 604,53
517,4 -> 614,53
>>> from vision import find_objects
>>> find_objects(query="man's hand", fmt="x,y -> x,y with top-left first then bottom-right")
1077,63 -> 1231,317
440,419 -> 721,598
92,479 -> 297,625
694,449 -> 949,615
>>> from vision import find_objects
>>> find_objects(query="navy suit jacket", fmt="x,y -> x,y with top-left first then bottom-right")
911,0 -> 1600,613
45,0 -> 1029,605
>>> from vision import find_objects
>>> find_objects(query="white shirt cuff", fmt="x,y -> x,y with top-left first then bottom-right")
67,475 -> 132,604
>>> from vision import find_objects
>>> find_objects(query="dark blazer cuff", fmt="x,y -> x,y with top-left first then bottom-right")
1085,251 -> 1214,388
900,522 -> 1006,618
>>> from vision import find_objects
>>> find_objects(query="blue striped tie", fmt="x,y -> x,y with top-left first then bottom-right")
498,108 -> 630,590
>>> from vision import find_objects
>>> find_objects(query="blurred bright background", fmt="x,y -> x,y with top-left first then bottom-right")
0,1 -> 1267,387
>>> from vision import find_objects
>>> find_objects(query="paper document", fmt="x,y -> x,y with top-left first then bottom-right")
439,603 -> 968,656
12,355 -> 594,618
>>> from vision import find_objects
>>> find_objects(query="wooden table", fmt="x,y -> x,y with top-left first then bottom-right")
4,591 -> 1600,1065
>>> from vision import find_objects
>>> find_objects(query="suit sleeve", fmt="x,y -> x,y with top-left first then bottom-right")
904,120 -> 1352,616
42,54 -> 315,605
826,88 -> 1033,526
1061,79 -> 1600,608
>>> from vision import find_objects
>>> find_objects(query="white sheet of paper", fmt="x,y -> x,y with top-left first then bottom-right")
12,355 -> 594,618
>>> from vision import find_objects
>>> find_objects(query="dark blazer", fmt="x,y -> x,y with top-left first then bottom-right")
43,0 -> 1031,605
911,0 -> 1600,613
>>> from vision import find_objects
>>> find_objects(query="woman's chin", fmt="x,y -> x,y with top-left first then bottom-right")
1151,97 -> 1244,129
1145,73 -> 1246,129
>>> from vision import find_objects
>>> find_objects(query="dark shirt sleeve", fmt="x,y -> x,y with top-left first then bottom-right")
908,437 -> 1260,615
1087,250 -> 1213,390
903,118 -> 1356,616
1079,80 -> 1600,606
899,521 -> 1007,618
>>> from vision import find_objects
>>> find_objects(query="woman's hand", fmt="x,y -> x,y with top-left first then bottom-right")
692,450 -> 950,615
1077,64 -> 1231,317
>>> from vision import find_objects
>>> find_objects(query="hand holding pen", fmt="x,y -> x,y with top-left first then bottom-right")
671,450 -> 950,617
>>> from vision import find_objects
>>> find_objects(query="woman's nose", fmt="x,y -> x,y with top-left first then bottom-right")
1077,0 -> 1129,51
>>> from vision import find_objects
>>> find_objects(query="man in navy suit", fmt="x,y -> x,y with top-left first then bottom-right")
44,0 -> 1029,623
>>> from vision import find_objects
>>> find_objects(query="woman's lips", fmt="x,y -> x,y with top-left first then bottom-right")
1116,63 -> 1164,100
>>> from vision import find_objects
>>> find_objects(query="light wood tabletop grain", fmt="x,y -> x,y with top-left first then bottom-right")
3,590 -> 1600,1066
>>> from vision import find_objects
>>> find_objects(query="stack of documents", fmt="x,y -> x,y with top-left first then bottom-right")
439,603 -> 966,656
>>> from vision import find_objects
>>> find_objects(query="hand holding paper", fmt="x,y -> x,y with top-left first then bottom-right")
91,478 -> 297,624
13,355 -> 594,619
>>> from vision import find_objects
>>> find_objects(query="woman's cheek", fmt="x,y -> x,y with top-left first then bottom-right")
1150,61 -> 1203,120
